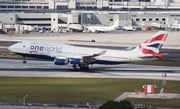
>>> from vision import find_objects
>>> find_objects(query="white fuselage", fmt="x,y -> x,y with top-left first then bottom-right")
86,20 -> 119,33
8,40 -> 157,65
170,24 -> 180,29
86,26 -> 115,32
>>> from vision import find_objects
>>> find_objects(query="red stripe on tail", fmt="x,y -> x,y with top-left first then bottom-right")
139,45 -> 157,54
144,34 -> 165,43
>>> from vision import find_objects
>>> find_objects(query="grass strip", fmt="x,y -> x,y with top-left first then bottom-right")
0,77 -> 179,105
134,60 -> 180,66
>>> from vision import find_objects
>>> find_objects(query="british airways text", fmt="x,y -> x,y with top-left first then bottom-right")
30,45 -> 62,53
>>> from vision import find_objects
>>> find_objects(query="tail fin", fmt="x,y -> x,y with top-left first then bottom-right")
133,31 -> 169,55
111,20 -> 119,28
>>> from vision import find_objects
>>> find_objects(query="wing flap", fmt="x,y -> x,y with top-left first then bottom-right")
49,50 -> 107,64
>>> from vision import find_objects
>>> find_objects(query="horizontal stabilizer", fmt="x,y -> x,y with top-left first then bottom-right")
139,56 -> 158,59
161,53 -> 169,56
139,53 -> 168,60
120,46 -> 135,51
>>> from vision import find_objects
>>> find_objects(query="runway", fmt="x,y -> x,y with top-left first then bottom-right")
0,59 -> 180,81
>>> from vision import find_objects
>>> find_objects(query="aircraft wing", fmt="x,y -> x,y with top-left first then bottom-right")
49,50 -> 107,64
120,46 -> 135,51
81,50 -> 107,64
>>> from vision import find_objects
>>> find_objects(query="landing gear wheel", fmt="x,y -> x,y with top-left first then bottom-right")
23,56 -> 26,64
79,65 -> 89,70
72,64 -> 78,70
23,60 -> 26,64
80,67 -> 89,70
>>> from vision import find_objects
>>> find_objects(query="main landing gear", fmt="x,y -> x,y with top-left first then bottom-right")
72,64 -> 78,70
23,56 -> 26,64
72,64 -> 89,70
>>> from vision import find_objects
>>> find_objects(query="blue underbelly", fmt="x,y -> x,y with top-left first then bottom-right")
15,53 -> 128,65
15,53 -> 53,60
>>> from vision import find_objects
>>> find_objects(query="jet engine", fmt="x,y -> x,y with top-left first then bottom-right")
54,57 -> 68,65
69,58 -> 83,64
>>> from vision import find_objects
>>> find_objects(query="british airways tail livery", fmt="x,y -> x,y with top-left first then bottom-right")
8,31 -> 169,70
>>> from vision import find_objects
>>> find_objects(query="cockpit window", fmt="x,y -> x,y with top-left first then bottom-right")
18,41 -> 22,43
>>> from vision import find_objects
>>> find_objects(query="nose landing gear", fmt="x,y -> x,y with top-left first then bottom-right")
23,60 -> 26,64
23,56 -> 26,64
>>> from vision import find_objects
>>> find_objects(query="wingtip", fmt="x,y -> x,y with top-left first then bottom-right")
100,50 -> 107,54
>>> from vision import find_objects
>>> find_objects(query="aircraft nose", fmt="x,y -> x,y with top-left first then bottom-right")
8,45 -> 13,51
8,44 -> 15,52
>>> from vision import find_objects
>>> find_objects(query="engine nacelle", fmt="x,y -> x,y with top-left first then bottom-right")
54,57 -> 68,65
69,58 -> 83,64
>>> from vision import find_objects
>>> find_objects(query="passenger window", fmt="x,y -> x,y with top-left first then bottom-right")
136,18 -> 139,21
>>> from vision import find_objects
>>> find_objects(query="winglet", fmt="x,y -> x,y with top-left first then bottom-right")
83,50 -> 107,59
99,50 -> 107,55
92,50 -> 107,57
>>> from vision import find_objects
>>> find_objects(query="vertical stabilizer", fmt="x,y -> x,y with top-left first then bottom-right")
111,20 -> 119,28
133,31 -> 169,59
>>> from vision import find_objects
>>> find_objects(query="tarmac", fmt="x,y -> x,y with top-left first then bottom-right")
1,59 -> 180,80
0,31 -> 180,49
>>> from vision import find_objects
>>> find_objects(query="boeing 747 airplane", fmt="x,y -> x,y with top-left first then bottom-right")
86,20 -> 119,33
8,31 -> 169,70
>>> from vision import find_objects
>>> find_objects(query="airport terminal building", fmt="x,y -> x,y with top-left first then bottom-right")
1,0 -> 180,31
1,0 -> 180,11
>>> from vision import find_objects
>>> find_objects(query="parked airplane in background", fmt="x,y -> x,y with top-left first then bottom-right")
8,31 -> 169,70
170,24 -> 180,30
86,20 -> 119,33
150,22 -> 167,30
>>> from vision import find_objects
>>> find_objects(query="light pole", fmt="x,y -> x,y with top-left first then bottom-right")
23,94 -> 28,109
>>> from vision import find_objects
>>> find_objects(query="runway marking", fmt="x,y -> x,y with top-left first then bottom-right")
80,74 -> 90,76
9,72 -> 34,77
0,46 -> 8,48
80,73 -> 106,78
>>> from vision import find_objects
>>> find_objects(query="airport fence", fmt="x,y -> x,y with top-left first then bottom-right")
0,98 -> 105,108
